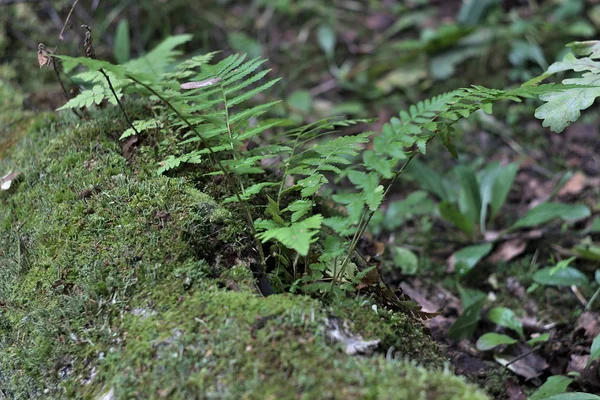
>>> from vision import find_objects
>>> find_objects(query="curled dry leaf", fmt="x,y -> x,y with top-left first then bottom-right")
1,171 -> 20,191
180,77 -> 222,90
37,43 -> 52,68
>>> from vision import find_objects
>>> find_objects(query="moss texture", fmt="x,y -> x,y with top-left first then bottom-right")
0,77 -> 488,399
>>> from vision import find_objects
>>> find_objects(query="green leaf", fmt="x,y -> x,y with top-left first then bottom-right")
439,201 -> 475,236
512,203 -> 591,229
527,333 -> 550,346
475,333 -> 518,351
394,247 -> 419,275
487,307 -> 524,339
256,214 -> 323,256
543,394 -> 600,400
317,24 -> 336,59
587,333 -> 600,367
287,90 -> 313,113
455,165 -> 481,227
407,159 -> 451,202
533,267 -> 589,287
448,292 -> 485,340
490,162 -> 519,219
529,376 -> 574,400
222,182 -> 278,204
284,199 -> 313,223
452,243 -> 493,277
363,150 -> 393,179
114,19 -> 131,64
384,191 -> 434,231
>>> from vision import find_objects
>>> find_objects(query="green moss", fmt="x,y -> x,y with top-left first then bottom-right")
0,107 -> 488,399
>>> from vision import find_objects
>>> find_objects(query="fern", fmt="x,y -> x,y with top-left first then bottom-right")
54,36 -> 597,305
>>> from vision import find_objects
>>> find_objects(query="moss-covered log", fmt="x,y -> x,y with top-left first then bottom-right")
0,73 -> 488,399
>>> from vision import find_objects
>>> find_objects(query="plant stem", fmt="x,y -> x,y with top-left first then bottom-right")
334,153 -> 418,287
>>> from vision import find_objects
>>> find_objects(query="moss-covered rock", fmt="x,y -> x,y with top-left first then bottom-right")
0,79 -> 488,398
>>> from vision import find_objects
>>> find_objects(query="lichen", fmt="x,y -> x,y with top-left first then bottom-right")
0,99 -> 489,399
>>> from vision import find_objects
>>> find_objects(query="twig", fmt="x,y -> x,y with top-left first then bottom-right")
81,25 -> 139,136
59,0 -> 79,41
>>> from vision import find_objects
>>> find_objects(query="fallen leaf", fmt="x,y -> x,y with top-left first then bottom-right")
495,344 -> 548,380
575,312 -> 600,340
1,171 -> 20,191
180,77 -> 222,89
488,239 -> 527,263
325,317 -> 380,355
558,172 -> 588,196
505,378 -> 527,400
121,135 -> 138,161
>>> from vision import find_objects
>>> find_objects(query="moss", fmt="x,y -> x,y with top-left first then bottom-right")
0,104 -> 488,399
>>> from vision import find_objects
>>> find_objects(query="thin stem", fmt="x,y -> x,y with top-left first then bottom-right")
334,153 -> 418,286
126,75 -> 267,272
99,69 -> 139,136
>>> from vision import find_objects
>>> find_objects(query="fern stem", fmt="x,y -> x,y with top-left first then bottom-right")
334,153 -> 418,287
100,69 -> 140,136
126,74 -> 267,274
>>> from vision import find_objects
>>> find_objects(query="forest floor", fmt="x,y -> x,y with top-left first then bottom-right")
1,1 -> 599,399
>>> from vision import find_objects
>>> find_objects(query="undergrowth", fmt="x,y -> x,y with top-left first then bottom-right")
50,31 -> 600,317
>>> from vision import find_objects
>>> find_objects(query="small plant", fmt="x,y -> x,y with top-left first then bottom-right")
51,29 -> 600,317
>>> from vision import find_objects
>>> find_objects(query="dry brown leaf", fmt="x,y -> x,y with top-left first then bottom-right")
37,43 -> 52,68
488,239 -> 527,263
558,172 -> 588,196
575,311 -> 600,340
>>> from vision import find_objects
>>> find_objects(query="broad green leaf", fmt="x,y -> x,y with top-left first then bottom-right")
439,201 -> 474,236
457,284 -> 486,309
544,394 -> 600,400
456,165 -> 481,226
394,247 -> 419,275
114,19 -> 130,64
512,203 -> 591,229
384,191 -> 434,231
527,333 -> 550,346
587,333 -> 600,367
407,159 -> 451,202
448,294 -> 485,340
490,162 -> 519,219
478,162 -> 503,233
529,376 -> 574,400
487,307 -> 524,339
452,243 -> 493,277
533,267 -> 589,287
476,333 -> 518,351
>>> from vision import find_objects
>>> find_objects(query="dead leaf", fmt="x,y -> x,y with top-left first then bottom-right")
121,135 -> 138,162
1,171 -> 20,191
325,317 -> 380,355
494,344 -> 548,380
488,239 -> 527,263
505,378 -> 526,400
558,172 -> 588,197
37,43 -> 52,68
575,312 -> 600,340
180,78 -> 221,90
